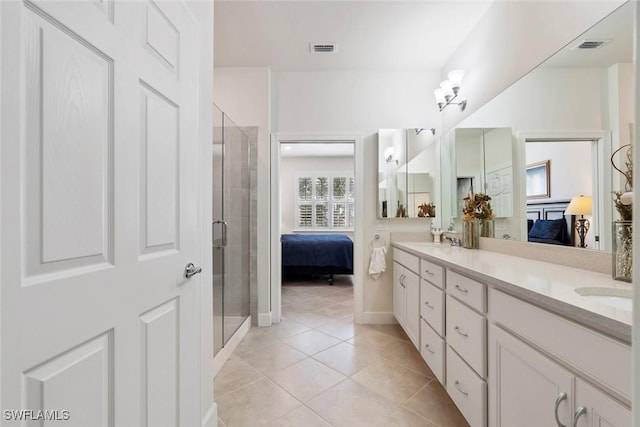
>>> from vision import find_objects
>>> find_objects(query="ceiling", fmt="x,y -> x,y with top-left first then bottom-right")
541,2 -> 632,69
214,1 -> 494,71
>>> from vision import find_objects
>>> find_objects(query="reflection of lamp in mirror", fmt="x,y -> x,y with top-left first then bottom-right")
565,195 -> 593,248
384,147 -> 397,164
434,70 -> 467,112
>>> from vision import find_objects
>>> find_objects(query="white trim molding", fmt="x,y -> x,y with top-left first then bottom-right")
271,133 -> 364,325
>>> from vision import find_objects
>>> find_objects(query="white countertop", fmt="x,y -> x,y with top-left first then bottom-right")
392,241 -> 632,343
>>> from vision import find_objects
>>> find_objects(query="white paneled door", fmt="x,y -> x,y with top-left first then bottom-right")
1,1 -> 203,426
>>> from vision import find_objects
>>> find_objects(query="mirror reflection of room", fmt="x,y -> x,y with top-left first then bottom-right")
378,128 -> 439,219
441,0 -> 633,251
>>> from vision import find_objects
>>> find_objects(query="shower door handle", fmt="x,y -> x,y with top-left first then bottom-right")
212,220 -> 228,248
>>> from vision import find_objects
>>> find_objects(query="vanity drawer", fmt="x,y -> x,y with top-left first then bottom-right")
447,269 -> 486,313
420,319 -> 445,384
393,249 -> 420,274
446,347 -> 487,427
421,280 -> 444,336
420,258 -> 444,288
446,295 -> 486,378
490,289 -> 631,401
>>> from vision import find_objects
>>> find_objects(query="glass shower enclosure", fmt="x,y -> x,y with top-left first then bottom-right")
212,104 -> 251,356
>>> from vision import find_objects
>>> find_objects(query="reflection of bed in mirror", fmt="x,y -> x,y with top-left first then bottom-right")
526,201 -> 575,246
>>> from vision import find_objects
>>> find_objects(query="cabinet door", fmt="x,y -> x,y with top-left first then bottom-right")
573,379 -> 630,427
404,269 -> 420,347
489,325 -> 574,427
393,262 -> 405,326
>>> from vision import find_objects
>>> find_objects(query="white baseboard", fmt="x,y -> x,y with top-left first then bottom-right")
257,311 -> 272,326
202,402 -> 218,427
212,317 -> 251,376
361,311 -> 398,325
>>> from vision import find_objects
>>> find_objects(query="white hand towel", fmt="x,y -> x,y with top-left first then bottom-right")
368,246 -> 387,279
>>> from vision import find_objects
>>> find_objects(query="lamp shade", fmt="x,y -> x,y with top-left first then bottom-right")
440,80 -> 454,98
434,88 -> 446,103
565,195 -> 593,216
448,70 -> 465,88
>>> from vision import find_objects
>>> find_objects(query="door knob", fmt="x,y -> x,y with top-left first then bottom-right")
184,262 -> 202,278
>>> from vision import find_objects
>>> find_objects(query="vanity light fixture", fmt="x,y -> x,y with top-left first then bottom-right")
565,195 -> 593,248
384,147 -> 397,164
415,128 -> 436,136
434,70 -> 467,112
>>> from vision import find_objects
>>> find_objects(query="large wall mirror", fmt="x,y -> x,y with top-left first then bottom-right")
441,1 -> 633,251
378,129 -> 440,219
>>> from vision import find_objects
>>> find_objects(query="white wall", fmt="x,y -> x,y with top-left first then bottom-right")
274,70 -> 442,320
280,156 -> 355,234
526,142 -> 592,201
441,0 -> 626,133
213,67 -> 271,325
461,68 -> 608,130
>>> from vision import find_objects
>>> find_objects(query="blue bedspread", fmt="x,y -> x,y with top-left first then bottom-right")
281,234 -> 353,273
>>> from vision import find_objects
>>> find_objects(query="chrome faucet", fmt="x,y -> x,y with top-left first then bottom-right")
445,236 -> 462,246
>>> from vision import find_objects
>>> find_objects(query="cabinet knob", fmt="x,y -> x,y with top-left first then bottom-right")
424,301 -> 434,309
554,392 -> 567,427
424,343 -> 435,354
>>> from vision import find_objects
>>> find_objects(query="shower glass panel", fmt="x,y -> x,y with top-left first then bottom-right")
212,104 -> 251,357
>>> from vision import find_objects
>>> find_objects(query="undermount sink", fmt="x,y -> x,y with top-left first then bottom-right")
575,287 -> 632,311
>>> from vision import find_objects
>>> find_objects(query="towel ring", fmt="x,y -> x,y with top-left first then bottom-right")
371,234 -> 387,250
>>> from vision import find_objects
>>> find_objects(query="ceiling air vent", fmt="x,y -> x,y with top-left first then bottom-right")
309,43 -> 337,54
573,39 -> 611,50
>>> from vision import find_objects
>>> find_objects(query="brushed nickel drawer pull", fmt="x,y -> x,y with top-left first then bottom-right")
454,326 -> 468,337
554,392 -> 567,427
455,284 -> 469,294
454,380 -> 469,396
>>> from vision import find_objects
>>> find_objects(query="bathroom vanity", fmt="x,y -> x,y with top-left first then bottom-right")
392,241 -> 631,427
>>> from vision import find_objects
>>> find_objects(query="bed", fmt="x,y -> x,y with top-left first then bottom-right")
526,201 -> 574,246
281,234 -> 353,282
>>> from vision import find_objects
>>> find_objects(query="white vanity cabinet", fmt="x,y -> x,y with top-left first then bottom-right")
445,270 -> 487,427
392,242 -> 632,427
489,324 -> 575,427
392,251 -> 420,348
489,289 -> 631,427
420,260 -> 445,384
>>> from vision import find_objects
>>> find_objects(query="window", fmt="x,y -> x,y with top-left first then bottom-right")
296,174 -> 355,229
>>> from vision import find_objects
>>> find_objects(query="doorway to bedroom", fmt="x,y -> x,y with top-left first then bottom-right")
277,140 -> 356,326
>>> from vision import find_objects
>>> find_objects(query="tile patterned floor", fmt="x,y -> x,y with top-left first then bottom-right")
215,276 -> 469,427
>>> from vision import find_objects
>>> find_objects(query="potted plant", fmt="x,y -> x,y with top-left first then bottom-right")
461,192 -> 495,249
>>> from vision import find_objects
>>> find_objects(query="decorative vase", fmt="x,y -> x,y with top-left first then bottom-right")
463,218 -> 494,249
612,220 -> 632,282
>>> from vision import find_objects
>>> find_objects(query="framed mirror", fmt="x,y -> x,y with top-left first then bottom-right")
378,128 -> 439,219
441,1 -> 633,251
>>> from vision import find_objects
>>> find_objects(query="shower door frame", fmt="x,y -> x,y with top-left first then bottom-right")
212,109 -> 252,360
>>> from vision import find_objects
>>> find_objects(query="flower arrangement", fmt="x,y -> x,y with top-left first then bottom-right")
611,143 -> 632,220
462,192 -> 495,221
417,202 -> 436,217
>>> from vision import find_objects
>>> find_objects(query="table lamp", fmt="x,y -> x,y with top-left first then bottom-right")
565,195 -> 593,248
